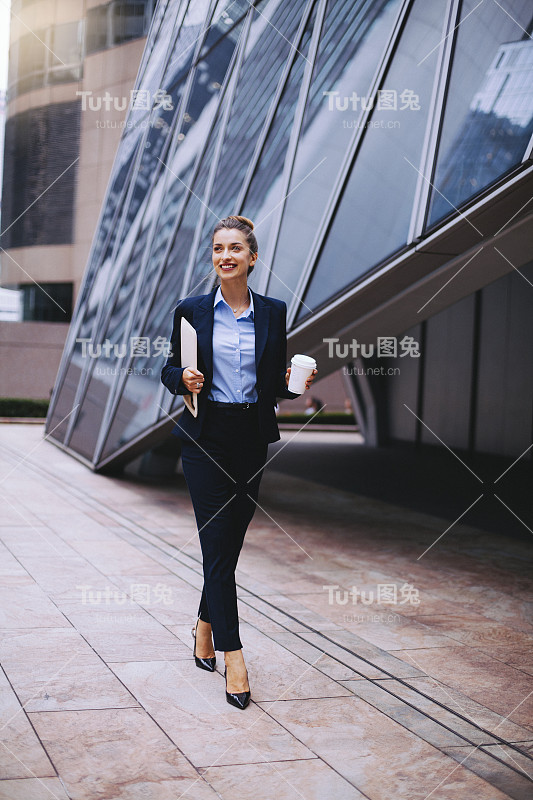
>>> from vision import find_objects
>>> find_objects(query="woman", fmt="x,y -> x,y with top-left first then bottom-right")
161,215 -> 317,709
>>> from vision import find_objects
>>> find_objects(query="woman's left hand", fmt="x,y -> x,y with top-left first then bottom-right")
285,367 -> 318,390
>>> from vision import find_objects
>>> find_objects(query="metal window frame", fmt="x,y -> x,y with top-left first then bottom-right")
168,0 -> 314,301
93,5 -> 251,463
261,0 -> 389,299
233,0 -> 317,217
407,0 -> 460,242
287,162 -> 533,341
421,0 -> 533,235
60,0 -> 190,448
185,0 -> 317,297
286,0 -> 413,327
180,11 -> 254,300
524,132 -> 533,162
258,0 -> 328,297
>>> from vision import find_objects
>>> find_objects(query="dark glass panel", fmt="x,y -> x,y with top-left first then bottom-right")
426,0 -> 533,227
99,33 -> 248,456
45,345 -> 86,444
67,219 -> 152,459
188,0 -> 307,286
0,102 -> 80,249
117,0 -> 208,249
240,2 -> 317,266
200,0 -> 251,56
298,0 -> 444,318
99,264 -> 183,458
268,0 -> 402,306
86,5 -> 110,54
21,283 -> 73,322
113,0 -> 151,45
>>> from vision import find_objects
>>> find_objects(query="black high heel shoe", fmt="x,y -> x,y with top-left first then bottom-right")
224,664 -> 251,709
191,617 -> 216,672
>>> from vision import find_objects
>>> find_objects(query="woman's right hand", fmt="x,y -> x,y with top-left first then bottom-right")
182,367 -> 205,394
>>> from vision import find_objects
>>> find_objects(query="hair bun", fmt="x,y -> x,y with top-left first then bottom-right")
233,215 -> 254,230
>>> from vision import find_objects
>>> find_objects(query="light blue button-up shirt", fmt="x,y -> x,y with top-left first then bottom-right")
208,286 -> 258,403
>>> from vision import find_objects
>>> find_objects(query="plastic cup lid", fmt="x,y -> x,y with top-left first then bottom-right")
291,354 -> 317,368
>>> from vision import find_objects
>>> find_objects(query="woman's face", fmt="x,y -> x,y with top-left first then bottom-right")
212,228 -> 257,283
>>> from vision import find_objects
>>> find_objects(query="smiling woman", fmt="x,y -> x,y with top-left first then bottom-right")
211,216 -> 257,315
160,214 -> 317,709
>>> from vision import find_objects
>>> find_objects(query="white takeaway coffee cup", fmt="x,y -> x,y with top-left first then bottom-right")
288,354 -> 317,394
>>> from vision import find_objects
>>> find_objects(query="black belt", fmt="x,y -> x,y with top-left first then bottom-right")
207,400 -> 258,411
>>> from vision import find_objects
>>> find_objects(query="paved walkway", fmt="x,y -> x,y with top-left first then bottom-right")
0,424 -> 532,800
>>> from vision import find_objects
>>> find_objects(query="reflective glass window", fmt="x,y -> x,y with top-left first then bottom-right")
45,351 -> 85,444
189,0 -> 307,286
17,29 -> 47,93
1,102 -> 80,249
86,5 -> 110,54
426,0 -> 533,228
268,0 -> 403,307
298,0 -> 445,318
21,283 -> 73,322
240,2 -> 317,267
200,0 -> 251,55
96,15 -> 248,457
48,21 -> 83,84
113,0 -> 151,45
68,220 -> 152,459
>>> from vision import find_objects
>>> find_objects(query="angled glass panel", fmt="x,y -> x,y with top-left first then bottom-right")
138,0 -> 173,70
77,0 -> 186,303
67,219 -> 153,458
87,0 -> 213,337
128,0 -> 185,131
117,1 -> 206,245
99,23 -> 248,458
240,2 -> 317,265
426,0 -> 533,228
46,341 -> 87,444
268,0 -> 402,306
189,0 -> 307,286
77,147 -> 138,310
200,0 -> 251,54
298,0 -> 445,318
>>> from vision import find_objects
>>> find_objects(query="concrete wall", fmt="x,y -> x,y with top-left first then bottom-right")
0,321 -> 68,400
383,263 -> 533,458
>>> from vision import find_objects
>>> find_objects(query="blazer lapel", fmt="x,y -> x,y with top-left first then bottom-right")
192,288 -> 217,377
252,289 -> 270,369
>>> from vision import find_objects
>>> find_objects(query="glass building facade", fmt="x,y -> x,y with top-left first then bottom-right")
45,0 -> 533,469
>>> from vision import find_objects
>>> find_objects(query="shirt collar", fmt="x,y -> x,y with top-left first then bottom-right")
214,285 -> 254,318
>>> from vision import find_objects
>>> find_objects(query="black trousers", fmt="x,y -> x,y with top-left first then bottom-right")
180,401 -> 268,651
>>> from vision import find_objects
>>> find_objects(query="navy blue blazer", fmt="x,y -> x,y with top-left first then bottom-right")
160,287 -> 298,444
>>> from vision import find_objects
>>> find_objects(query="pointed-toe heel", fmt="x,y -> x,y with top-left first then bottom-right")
224,665 -> 251,710
191,617 -> 216,672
